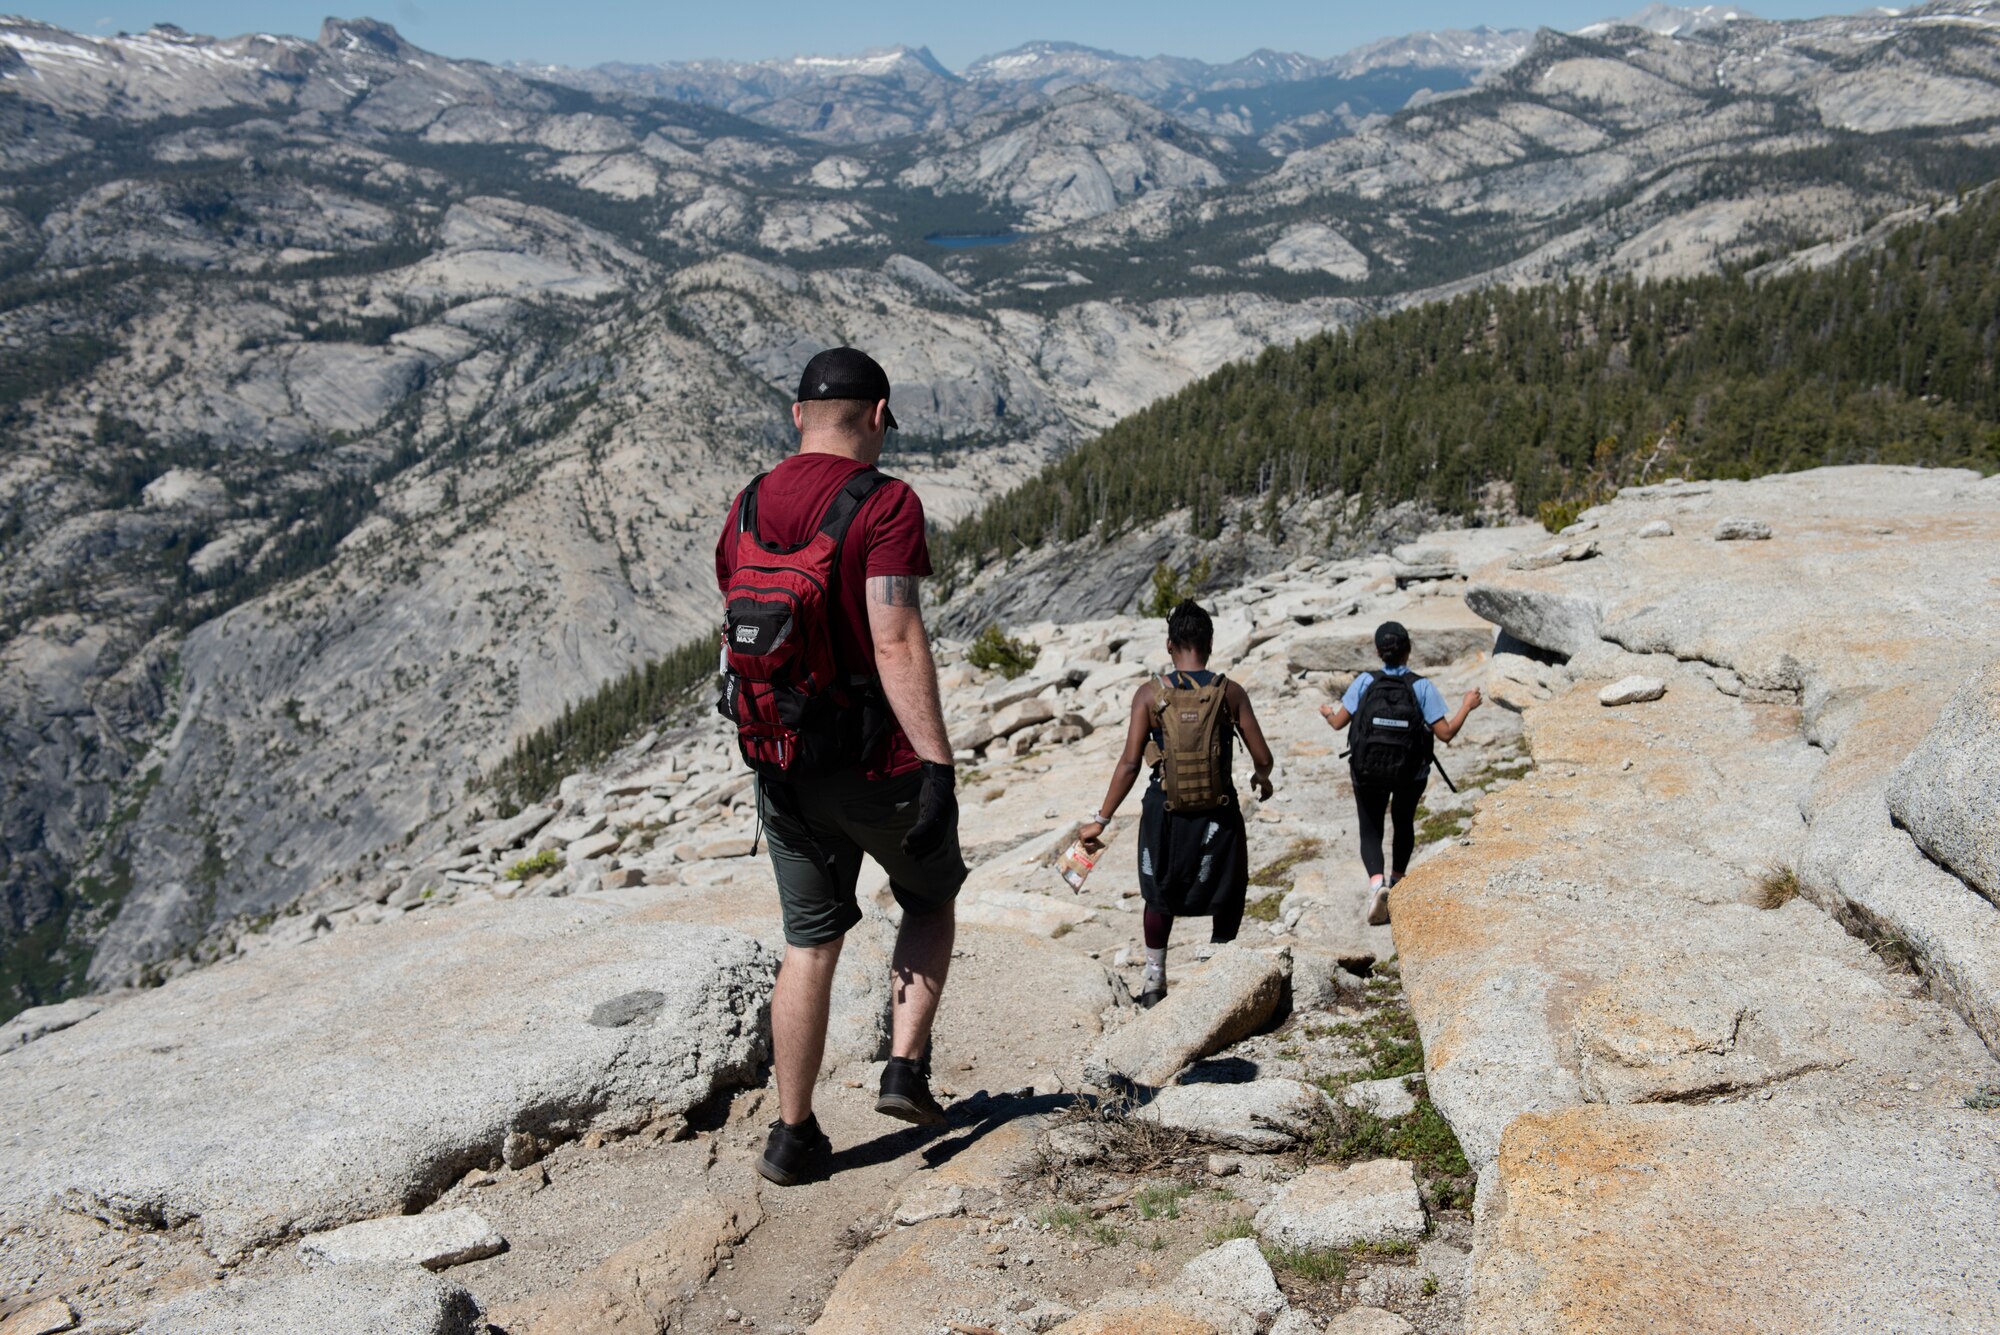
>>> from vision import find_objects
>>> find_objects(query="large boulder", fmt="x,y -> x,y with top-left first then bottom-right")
297,1207 -> 504,1271
136,1263 -> 482,1335
0,901 -> 776,1261
1797,686 -> 2000,1050
1136,1078 -> 1333,1152
1887,658 -> 2000,905
1254,1159 -> 1426,1250
475,803 -> 556,853
0,997 -> 102,1053
1285,602 -> 1494,675
1596,674 -> 1666,706
1175,1238 -> 1286,1322
981,661 -> 1084,711
0,1298 -> 78,1335
1085,945 -> 1286,1087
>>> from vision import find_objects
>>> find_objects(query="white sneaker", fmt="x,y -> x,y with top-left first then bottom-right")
1367,884 -> 1392,927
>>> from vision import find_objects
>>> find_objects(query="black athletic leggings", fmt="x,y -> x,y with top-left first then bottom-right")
1143,904 -> 1243,950
1353,777 -> 1428,880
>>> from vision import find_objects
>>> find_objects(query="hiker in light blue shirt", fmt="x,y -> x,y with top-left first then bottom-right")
1319,620 -> 1481,926
1340,667 -> 1450,728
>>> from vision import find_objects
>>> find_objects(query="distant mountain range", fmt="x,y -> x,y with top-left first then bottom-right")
514,9 -> 1788,146
517,26 -> 1539,145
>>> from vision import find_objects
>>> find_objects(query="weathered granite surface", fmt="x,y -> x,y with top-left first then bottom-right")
1406,467 -> 2000,1331
0,901 -> 775,1260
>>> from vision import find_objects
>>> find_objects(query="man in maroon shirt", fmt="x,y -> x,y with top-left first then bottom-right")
716,347 -> 967,1187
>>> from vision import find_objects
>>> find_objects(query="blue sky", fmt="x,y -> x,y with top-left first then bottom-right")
20,1 -> 1847,69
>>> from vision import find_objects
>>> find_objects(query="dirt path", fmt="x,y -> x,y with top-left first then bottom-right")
677,926 -> 1118,1334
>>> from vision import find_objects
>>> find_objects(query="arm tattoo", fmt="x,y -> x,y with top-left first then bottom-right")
868,574 -> 922,608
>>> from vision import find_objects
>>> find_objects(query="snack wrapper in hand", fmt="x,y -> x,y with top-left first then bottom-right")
1056,839 -> 1097,894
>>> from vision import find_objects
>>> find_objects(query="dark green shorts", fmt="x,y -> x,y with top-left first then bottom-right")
757,770 -> 969,948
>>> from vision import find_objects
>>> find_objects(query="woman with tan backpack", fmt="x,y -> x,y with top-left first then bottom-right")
1076,601 -> 1276,1007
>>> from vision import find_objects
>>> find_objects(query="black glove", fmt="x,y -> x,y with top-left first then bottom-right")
901,761 -> 958,858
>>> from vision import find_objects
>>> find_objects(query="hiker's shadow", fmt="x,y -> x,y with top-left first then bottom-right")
824,1090 -> 1078,1178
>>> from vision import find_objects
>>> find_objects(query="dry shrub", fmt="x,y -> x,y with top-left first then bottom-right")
1032,1094 -> 1193,1191
1750,865 -> 1800,910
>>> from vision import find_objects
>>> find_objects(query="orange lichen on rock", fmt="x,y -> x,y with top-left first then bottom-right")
1048,1306 -> 1232,1335
1470,1104 -> 2000,1334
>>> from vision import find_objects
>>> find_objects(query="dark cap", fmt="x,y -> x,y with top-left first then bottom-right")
1375,620 -> 1411,655
796,346 -> 897,430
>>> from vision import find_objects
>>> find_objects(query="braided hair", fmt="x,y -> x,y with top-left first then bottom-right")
1166,599 -> 1214,659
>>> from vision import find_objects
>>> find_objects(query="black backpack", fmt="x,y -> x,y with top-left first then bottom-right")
1347,672 -> 1437,787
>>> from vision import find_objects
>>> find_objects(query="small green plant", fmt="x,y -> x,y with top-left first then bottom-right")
1537,496 -> 1586,534
1141,556 -> 1213,618
1244,892 -> 1284,923
1966,1083 -> 2000,1110
1034,1203 -> 1087,1233
1207,1217 -> 1256,1243
1250,836 -> 1325,890
1319,1005 -> 1425,1082
1307,1093 -> 1473,1212
968,623 -> 1040,679
1135,1182 -> 1192,1221
1422,1272 -> 1441,1297
505,849 -> 561,881
1264,1244 -> 1348,1285
1034,1201 -> 1118,1245
1460,755 -> 1533,790
1414,804 -> 1469,845
1751,865 -> 1800,910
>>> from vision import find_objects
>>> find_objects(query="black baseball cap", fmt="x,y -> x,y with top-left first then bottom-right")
1375,620 -> 1411,655
796,346 -> 898,430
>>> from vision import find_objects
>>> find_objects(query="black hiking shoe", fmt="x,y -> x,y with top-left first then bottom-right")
876,1055 -> 948,1127
755,1114 -> 830,1187
1138,978 -> 1167,1009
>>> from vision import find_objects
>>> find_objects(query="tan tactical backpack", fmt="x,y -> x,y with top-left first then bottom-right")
1147,671 -> 1233,812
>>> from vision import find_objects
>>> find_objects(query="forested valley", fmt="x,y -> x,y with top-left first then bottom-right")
941,189 -> 2000,571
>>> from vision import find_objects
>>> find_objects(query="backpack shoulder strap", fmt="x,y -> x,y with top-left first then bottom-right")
737,473 -> 769,539
740,469 -> 890,556
818,472 -> 896,682
817,469 -> 892,546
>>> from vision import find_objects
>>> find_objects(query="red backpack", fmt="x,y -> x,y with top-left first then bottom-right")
718,468 -> 892,777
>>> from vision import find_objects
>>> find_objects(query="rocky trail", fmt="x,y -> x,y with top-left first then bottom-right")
2,466 -> 1997,1333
